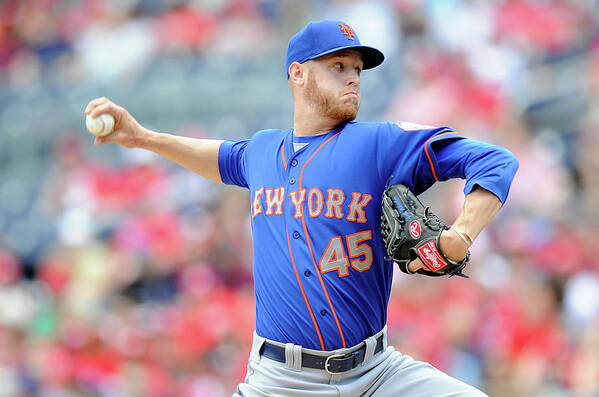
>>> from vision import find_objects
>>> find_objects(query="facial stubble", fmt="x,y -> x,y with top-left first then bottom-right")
304,73 -> 359,124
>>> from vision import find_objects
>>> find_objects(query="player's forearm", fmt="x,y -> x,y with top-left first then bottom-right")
439,186 -> 502,261
452,186 -> 502,241
138,128 -> 224,183
86,97 -> 223,183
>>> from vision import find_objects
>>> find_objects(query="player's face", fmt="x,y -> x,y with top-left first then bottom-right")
304,50 -> 363,123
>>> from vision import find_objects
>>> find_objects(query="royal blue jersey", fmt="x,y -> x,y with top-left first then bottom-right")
218,120 -> 518,351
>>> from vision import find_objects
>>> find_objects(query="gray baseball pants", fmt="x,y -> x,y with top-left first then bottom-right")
233,327 -> 488,397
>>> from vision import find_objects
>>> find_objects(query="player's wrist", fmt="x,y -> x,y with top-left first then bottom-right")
135,127 -> 161,150
439,229 -> 469,262
449,225 -> 472,247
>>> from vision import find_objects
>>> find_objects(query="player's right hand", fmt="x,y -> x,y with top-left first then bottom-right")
84,97 -> 145,148
406,229 -> 469,272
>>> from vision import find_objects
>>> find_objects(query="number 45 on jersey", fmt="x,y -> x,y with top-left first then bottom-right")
320,230 -> 373,277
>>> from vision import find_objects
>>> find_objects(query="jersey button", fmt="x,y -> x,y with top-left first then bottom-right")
289,177 -> 296,185
320,309 -> 327,316
304,270 -> 311,277
291,159 -> 298,167
293,231 -> 300,239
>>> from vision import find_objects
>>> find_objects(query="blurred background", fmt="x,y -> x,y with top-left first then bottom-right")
1,0 -> 598,396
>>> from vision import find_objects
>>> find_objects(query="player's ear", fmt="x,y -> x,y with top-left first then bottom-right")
288,62 -> 306,87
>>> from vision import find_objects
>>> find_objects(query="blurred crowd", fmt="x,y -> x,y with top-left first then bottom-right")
1,0 -> 599,396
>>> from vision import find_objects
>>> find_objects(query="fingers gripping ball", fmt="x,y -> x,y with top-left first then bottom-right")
85,113 -> 115,137
380,183 -> 470,278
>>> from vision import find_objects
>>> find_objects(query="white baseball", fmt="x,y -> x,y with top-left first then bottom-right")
85,113 -> 115,137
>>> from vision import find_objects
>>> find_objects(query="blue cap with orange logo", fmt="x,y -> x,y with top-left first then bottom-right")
286,20 -> 384,77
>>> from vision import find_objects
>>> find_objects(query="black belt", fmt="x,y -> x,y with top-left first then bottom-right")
259,334 -> 384,375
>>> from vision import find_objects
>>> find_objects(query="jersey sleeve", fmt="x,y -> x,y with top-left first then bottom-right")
378,122 -> 462,194
218,139 -> 249,188
379,122 -> 519,204
434,138 -> 519,204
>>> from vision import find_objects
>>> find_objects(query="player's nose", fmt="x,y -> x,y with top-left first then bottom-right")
346,71 -> 360,86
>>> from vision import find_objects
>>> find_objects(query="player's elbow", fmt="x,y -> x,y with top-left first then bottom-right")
478,144 -> 519,183
473,144 -> 519,178
489,146 -> 519,193
496,146 -> 519,176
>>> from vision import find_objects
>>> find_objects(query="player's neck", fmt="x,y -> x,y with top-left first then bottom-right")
293,110 -> 343,137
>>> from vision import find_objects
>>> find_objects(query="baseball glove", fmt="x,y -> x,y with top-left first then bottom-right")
381,183 -> 470,277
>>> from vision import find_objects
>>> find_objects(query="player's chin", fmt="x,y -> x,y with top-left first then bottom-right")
338,98 -> 360,114
341,102 -> 359,119
342,95 -> 360,107
331,109 -> 358,124
327,100 -> 359,122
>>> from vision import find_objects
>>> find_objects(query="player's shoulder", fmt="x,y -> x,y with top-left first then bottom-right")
342,120 -> 390,134
246,128 -> 288,147
250,128 -> 288,140
344,120 -> 451,137
339,121 -> 387,142
346,120 -> 445,132
391,121 -> 440,132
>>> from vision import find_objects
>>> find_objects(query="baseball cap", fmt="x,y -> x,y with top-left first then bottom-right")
286,20 -> 384,77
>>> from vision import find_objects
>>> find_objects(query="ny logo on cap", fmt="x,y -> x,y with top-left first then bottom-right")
339,23 -> 355,40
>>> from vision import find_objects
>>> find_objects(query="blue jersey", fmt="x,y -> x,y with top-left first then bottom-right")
218,120 -> 518,351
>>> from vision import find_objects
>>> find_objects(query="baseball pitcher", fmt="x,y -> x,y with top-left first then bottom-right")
85,20 -> 518,396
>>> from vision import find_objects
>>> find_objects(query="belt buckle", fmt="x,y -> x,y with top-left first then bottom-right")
324,352 -> 352,375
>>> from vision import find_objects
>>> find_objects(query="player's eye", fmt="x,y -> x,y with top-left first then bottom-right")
333,62 -> 343,71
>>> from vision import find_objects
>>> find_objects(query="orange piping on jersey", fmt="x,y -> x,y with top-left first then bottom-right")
424,132 -> 454,182
298,131 -> 347,349
281,143 -> 287,171
286,228 -> 325,350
